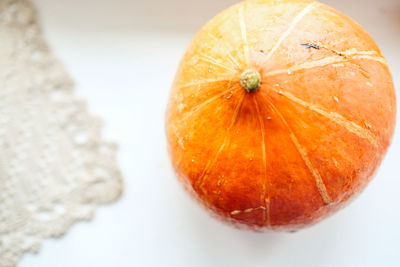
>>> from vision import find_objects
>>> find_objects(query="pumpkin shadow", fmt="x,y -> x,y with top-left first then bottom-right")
178,190 -> 344,266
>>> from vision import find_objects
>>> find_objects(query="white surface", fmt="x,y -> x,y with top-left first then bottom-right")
20,0 -> 400,266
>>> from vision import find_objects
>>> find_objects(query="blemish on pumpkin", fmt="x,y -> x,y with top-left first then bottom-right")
171,125 -> 185,150
177,103 -> 185,112
301,43 -> 320,50
366,82 -> 373,88
333,96 -> 339,102
334,63 -> 345,68
364,121 -> 373,129
315,44 -> 347,57
332,157 -> 339,167
174,94 -> 184,105
358,67 -> 371,78
208,33 -> 219,42
177,138 -> 185,150
231,206 -> 268,216
264,197 -> 271,227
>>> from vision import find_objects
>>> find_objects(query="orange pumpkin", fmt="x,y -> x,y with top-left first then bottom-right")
166,0 -> 396,231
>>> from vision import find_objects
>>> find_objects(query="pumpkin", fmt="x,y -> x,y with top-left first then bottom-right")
166,0 -> 396,231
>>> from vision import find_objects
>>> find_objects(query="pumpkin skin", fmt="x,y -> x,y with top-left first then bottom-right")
166,0 -> 396,231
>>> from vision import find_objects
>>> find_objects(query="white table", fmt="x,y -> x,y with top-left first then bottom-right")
21,0 -> 400,266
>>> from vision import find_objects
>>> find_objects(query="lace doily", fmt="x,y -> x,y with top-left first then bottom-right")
0,0 -> 123,266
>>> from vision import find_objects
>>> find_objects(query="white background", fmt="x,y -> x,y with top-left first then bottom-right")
20,0 -> 400,266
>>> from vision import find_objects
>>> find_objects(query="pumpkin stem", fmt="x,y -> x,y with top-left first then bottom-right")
240,69 -> 261,93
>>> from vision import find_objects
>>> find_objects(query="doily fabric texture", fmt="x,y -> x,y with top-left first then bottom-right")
0,0 -> 123,266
